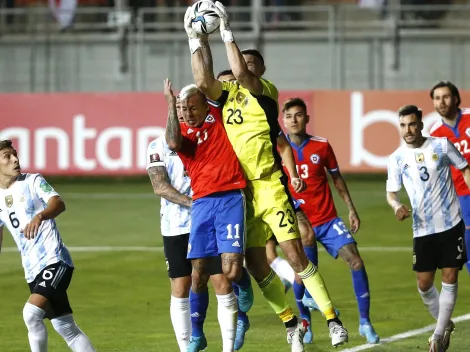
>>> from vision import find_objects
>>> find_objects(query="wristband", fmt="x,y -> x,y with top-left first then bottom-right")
189,38 -> 201,54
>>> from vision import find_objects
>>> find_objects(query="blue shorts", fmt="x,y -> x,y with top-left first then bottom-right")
458,195 -> 470,227
314,217 -> 356,259
292,198 -> 303,211
187,190 -> 246,259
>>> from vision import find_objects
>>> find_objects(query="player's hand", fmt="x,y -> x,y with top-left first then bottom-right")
21,214 -> 44,240
184,6 -> 207,40
163,78 -> 176,105
395,205 -> 410,221
291,178 -> 306,193
349,211 -> 360,234
214,1 -> 234,42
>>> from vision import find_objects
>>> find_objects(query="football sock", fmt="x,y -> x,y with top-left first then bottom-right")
232,283 -> 249,323
189,289 -> 209,338
435,282 -> 458,336
269,257 -> 295,285
23,303 -> 48,352
169,296 -> 191,351
351,267 -> 371,323
216,292 -> 238,352
51,314 -> 95,352
293,280 -> 310,319
418,285 -> 440,320
257,270 -> 291,318
303,246 -> 318,266
465,228 -> 470,272
298,261 -> 336,320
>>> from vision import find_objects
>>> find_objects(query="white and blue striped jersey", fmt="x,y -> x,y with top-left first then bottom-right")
387,137 -> 468,238
147,136 -> 191,237
0,174 -> 73,283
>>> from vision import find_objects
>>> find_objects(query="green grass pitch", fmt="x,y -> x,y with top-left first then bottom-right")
1,176 -> 469,351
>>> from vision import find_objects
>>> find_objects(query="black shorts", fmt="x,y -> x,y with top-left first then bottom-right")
28,261 -> 74,319
413,221 -> 467,272
163,234 -> 223,279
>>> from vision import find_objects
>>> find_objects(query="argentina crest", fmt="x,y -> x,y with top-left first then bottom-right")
5,195 -> 13,208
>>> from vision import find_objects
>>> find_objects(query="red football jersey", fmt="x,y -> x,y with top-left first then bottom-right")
178,105 -> 246,200
430,108 -> 470,196
284,135 -> 338,227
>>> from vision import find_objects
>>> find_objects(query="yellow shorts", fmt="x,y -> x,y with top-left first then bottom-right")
245,169 -> 301,248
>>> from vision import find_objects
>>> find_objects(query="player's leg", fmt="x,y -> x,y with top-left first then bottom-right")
432,222 -> 466,350
266,236 -> 294,291
187,196 -> 218,351
215,190 -> 251,352
208,256 -> 250,351
244,182 -> 307,351
214,189 -> 253,314
457,195 -> 470,273
267,172 -> 348,347
32,262 -> 95,352
163,235 -> 192,351
24,290 -> 49,352
337,241 -> 379,344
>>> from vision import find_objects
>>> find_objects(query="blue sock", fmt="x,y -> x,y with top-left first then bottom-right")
189,289 -> 209,337
304,246 -> 318,266
293,281 -> 310,319
351,267 -> 371,324
235,267 -> 251,289
465,228 -> 470,272
233,283 -> 249,323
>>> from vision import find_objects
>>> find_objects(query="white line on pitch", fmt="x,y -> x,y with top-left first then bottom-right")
342,313 -> 470,352
1,246 -> 410,253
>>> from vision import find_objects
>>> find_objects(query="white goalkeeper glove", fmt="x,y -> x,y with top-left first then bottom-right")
184,6 -> 207,54
214,1 -> 234,43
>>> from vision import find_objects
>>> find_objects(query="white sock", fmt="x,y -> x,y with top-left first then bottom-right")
170,296 -> 191,352
270,257 -> 295,285
51,314 -> 95,352
23,303 -> 48,352
216,292 -> 238,352
418,285 -> 440,320
435,282 -> 458,336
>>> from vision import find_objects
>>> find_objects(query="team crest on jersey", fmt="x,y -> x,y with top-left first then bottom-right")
310,154 -> 320,164
415,153 -> 425,163
205,115 -> 215,123
466,128 -> 470,137
5,195 -> 13,208
432,153 -> 439,161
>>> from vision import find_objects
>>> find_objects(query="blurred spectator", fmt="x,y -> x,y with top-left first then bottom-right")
1,0 -> 15,25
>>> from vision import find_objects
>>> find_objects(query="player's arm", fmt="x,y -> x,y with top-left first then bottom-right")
386,155 -> 410,221
213,2 -> 263,96
277,133 -> 306,193
326,143 -> 360,232
0,225 -> 3,254
163,79 -> 183,152
147,166 -> 192,207
184,7 -> 223,100
446,139 -> 470,189
23,196 -> 65,240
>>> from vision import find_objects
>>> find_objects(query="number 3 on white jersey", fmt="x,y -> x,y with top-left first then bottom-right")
454,140 -> 470,155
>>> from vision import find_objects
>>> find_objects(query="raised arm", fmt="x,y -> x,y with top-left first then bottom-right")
184,7 -> 223,100
164,79 -> 183,151
214,2 -> 263,96
147,166 -> 192,207
277,133 -> 306,193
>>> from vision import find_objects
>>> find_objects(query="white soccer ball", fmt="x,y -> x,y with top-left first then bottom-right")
190,0 -> 221,35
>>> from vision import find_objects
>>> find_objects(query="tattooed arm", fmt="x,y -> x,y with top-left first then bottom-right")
147,166 -> 192,207
164,78 -> 183,151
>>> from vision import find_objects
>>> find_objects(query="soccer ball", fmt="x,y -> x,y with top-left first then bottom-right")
190,0 -> 221,35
